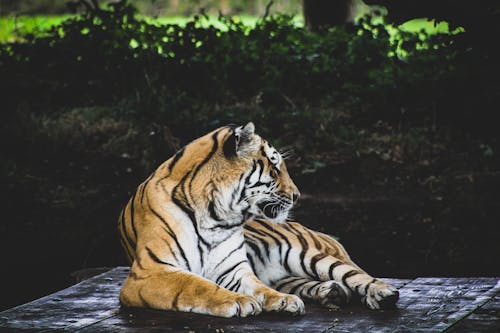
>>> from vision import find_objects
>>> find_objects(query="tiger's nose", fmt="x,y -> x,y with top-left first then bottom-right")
291,191 -> 300,204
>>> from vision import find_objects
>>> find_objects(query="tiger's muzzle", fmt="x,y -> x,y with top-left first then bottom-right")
256,192 -> 295,221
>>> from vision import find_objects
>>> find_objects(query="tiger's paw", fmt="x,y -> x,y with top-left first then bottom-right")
214,295 -> 262,318
315,281 -> 351,309
234,295 -> 263,317
262,292 -> 305,316
362,281 -> 399,310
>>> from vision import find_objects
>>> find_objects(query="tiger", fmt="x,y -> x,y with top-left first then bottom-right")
118,122 -> 399,317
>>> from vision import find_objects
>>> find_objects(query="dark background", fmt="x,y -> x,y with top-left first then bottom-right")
1,0 -> 499,311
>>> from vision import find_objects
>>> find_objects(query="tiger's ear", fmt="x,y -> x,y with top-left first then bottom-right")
235,122 -> 255,154
223,122 -> 257,158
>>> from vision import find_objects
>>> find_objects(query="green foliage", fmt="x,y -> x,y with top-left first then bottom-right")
0,0 -> 302,16
0,0 -> 498,145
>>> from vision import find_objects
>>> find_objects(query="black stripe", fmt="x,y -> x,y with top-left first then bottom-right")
119,237 -> 133,263
135,252 -> 145,270
120,208 -> 136,252
245,235 -> 266,264
260,146 -> 266,157
138,290 -> 152,308
274,276 -> 305,290
289,280 -> 308,296
129,192 -> 138,239
310,253 -> 329,278
245,224 -> 281,253
228,277 -> 242,292
169,147 -> 185,172
235,302 -> 241,317
148,201 -> 191,271
248,180 -> 273,189
171,289 -> 182,310
137,252 -> 148,270
305,228 -> 322,249
208,220 -> 246,230
260,144 -> 280,173
215,260 -> 247,285
231,173 -> 245,200
225,268 -> 243,291
355,284 -> 362,294
189,131 -> 220,192
139,171 -> 155,205
342,270 -> 360,292
161,234 -> 180,265
208,200 -> 222,221
230,173 -> 245,210
248,159 -> 265,188
307,281 -> 323,296
328,261 -> 344,280
146,246 -> 175,266
253,219 -> 292,272
287,223 -> 315,279
181,170 -> 211,249
223,128 -> 237,158
213,241 -> 245,272
247,254 -> 256,271
172,171 -> 207,267
256,159 -> 265,175
244,228 -> 271,259
275,165 -> 281,175
222,271 -> 238,289
244,224 -> 273,239
237,161 -> 257,203
364,278 -> 377,295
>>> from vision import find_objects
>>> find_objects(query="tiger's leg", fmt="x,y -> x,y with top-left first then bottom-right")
296,253 -> 399,309
272,276 -> 349,309
119,261 -> 262,318
245,220 -> 398,309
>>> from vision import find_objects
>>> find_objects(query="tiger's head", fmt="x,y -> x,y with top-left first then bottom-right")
168,122 -> 299,226
218,122 -> 300,224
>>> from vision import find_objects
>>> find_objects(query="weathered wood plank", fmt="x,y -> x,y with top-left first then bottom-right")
322,277 -> 500,333
0,267 -> 498,333
448,294 -> 500,332
0,267 -> 124,331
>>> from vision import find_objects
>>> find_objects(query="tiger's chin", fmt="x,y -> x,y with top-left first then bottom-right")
263,212 -> 289,224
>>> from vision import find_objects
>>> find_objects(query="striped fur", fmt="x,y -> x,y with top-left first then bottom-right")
118,122 -> 398,318
244,219 -> 399,310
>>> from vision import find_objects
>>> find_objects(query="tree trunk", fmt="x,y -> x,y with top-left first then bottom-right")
303,0 -> 355,32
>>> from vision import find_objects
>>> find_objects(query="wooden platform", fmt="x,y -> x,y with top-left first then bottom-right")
0,267 -> 498,332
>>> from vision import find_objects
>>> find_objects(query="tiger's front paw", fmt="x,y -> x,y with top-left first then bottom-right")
362,281 -> 399,310
262,292 -> 305,316
233,295 -> 262,317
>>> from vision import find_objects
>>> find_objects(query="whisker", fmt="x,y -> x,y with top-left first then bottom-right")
271,194 -> 292,206
279,147 -> 296,160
